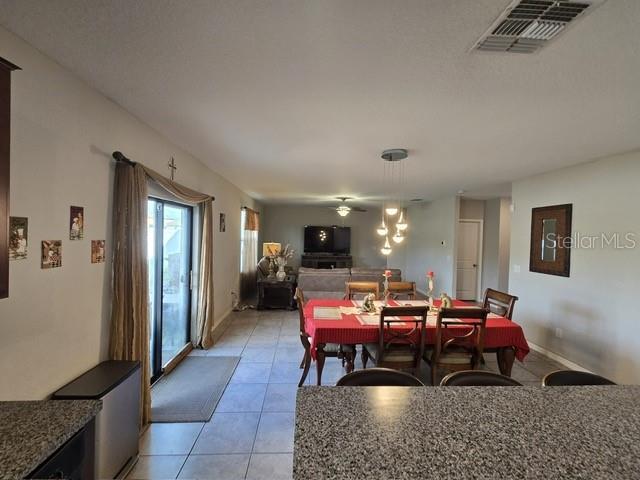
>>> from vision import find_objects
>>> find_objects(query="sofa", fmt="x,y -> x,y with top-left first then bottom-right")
297,267 -> 402,299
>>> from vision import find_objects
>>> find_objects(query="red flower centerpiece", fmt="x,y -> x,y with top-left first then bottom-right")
426,270 -> 435,305
382,270 -> 392,305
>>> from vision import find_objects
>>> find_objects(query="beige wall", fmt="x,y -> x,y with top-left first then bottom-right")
390,197 -> 459,296
261,205 -> 386,269
509,150 -> 640,384
0,27 -> 258,400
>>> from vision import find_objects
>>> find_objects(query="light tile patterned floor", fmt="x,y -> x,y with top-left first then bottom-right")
127,309 -> 565,479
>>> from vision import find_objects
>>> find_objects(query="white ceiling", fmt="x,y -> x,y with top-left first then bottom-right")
1,0 -> 639,205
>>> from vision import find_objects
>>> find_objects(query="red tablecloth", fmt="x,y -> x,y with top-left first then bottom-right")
304,299 -> 530,362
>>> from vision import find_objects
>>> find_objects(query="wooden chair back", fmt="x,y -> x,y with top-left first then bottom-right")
483,288 -> 518,319
388,281 -> 416,300
377,306 -> 428,370
432,307 -> 489,370
345,281 -> 379,300
294,288 -> 307,336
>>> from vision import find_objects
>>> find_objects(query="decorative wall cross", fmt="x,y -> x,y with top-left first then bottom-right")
168,157 -> 177,180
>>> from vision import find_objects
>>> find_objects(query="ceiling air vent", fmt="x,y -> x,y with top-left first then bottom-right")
473,1 -> 594,54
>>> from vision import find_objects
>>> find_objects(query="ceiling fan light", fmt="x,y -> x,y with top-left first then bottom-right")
385,206 -> 398,216
336,205 -> 350,217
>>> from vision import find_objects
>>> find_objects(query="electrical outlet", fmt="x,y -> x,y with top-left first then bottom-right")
555,328 -> 563,339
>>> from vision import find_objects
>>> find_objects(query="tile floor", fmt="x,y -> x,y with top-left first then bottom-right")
127,308 -> 565,480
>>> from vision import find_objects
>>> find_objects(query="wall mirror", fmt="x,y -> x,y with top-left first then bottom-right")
530,204 -> 572,277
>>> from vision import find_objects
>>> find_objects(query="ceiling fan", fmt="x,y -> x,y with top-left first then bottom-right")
330,197 -> 367,217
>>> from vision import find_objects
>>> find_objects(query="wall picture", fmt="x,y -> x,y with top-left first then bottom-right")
219,212 -> 226,232
41,240 -> 62,269
9,216 -> 28,260
69,206 -> 84,240
91,240 -> 105,264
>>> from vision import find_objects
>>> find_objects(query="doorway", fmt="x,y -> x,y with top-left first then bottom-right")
147,198 -> 193,383
456,219 -> 483,301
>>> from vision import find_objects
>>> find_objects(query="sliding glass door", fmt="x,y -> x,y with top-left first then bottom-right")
148,198 -> 193,382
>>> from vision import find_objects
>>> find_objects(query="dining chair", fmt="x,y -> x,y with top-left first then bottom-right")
362,306 -> 428,376
388,281 -> 416,300
424,307 -> 489,386
295,288 -> 353,387
440,370 -> 522,386
542,370 -> 616,386
345,281 -> 379,300
483,288 -> 519,319
337,368 -> 425,386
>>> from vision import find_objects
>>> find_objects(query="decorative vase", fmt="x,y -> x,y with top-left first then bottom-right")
382,277 -> 390,306
276,265 -> 286,281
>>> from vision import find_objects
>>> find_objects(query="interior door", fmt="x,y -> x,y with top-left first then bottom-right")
148,198 -> 193,383
456,220 -> 481,300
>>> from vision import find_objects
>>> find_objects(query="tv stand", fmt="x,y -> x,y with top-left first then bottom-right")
301,253 -> 352,269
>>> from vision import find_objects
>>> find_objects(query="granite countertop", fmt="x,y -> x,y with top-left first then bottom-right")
0,400 -> 102,479
294,385 -> 640,479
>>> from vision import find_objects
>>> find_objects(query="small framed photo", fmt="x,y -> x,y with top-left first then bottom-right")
9,217 -> 28,260
219,213 -> 226,232
91,240 -> 106,264
70,206 -> 84,240
41,240 -> 62,269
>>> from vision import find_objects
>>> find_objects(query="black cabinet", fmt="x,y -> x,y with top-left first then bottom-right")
258,275 -> 297,310
28,419 -> 95,479
301,254 -> 352,269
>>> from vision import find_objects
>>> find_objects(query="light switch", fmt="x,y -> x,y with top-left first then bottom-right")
513,264 -> 521,273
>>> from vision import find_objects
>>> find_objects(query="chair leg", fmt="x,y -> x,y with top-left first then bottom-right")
299,354 -> 305,369
298,349 -> 311,387
361,348 -> 369,369
431,364 -> 438,386
316,344 -> 326,386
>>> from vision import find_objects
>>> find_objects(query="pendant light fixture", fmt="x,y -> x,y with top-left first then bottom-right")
396,209 -> 408,231
380,236 -> 392,255
385,206 -> 398,216
392,230 -> 405,244
379,148 -> 409,252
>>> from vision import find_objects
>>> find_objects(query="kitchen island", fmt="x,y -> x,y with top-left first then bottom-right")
0,400 -> 101,479
294,385 -> 640,479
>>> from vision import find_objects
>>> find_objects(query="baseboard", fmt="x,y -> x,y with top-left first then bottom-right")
528,341 -> 592,373
211,308 -> 233,344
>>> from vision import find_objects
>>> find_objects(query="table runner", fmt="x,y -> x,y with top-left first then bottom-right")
304,299 -> 530,361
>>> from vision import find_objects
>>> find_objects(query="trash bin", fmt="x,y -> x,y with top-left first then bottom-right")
52,360 -> 141,479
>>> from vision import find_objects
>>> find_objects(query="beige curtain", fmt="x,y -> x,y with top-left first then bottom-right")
109,163 -> 151,426
240,208 -> 259,303
109,162 -> 216,427
140,165 -> 215,349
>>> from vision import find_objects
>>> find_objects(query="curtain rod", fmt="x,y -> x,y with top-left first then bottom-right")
112,151 -> 215,201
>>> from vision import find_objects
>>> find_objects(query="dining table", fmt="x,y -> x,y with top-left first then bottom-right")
303,298 -> 530,385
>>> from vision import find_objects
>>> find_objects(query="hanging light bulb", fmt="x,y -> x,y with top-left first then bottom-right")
396,210 -> 408,231
376,208 -> 388,236
385,206 -> 398,216
380,236 -> 392,255
392,230 -> 405,244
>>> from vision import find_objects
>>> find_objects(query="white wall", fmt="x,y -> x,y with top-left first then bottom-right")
391,197 -> 459,296
510,150 -> 640,384
0,27 -> 258,400
261,205 -> 386,269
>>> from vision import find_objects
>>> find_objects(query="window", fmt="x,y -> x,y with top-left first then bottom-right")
147,198 -> 193,382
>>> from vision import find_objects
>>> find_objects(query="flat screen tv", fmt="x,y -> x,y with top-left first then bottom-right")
304,226 -> 351,254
